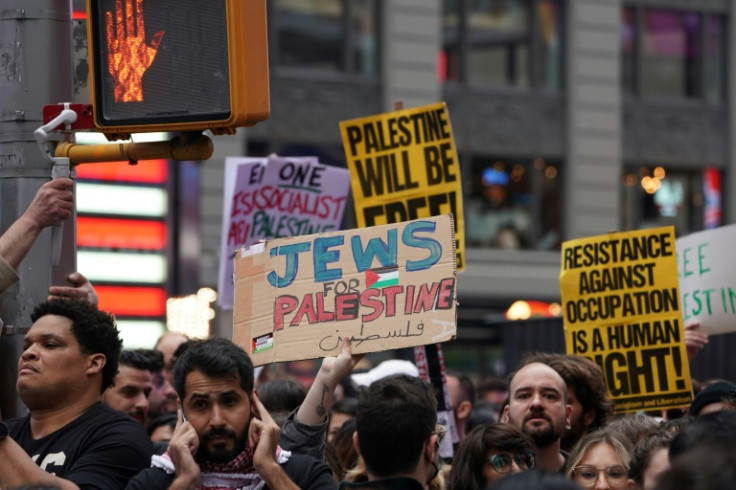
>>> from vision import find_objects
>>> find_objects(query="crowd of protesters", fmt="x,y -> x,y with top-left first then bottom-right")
1,280 -> 733,489
0,183 -> 734,488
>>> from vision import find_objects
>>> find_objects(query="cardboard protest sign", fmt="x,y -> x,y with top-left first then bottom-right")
233,214 -> 458,366
677,223 -> 736,335
339,102 -> 466,270
560,227 -> 693,414
218,156 -> 350,309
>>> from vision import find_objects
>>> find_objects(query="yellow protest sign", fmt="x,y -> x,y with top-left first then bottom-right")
560,227 -> 693,414
339,102 -> 465,270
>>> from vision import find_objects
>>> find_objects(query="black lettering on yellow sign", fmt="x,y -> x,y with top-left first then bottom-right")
344,108 -> 452,157
424,142 -> 457,185
592,329 -> 603,351
354,151 -> 419,198
578,262 -> 656,295
353,142 -> 459,199
564,288 -> 679,324
589,346 -> 686,396
563,232 -> 674,270
606,319 -> 680,350
571,329 -> 588,353
572,319 -> 681,356
363,192 -> 459,227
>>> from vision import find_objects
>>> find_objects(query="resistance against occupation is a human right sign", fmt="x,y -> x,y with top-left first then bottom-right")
560,227 -> 693,414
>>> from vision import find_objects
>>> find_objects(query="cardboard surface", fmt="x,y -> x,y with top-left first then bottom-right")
233,214 -> 457,365
560,226 -> 693,414
339,102 -> 466,270
676,224 -> 736,335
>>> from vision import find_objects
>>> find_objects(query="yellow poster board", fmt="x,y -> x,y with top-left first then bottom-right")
560,227 -> 693,414
339,102 -> 465,270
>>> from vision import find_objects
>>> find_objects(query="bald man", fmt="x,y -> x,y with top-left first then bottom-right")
153,331 -> 188,384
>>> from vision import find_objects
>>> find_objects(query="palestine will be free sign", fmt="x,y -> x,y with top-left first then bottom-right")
339,102 -> 465,270
560,227 -> 693,414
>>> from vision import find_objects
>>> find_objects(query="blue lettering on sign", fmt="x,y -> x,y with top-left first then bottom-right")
314,235 -> 344,282
351,229 -> 398,272
267,242 -> 312,288
265,220 -> 443,287
403,221 -> 441,271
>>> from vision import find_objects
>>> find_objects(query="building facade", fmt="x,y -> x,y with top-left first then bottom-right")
200,0 -> 734,367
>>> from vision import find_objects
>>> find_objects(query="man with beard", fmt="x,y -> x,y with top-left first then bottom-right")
126,338 -> 335,489
102,349 -> 156,425
519,353 -> 613,452
145,351 -> 179,428
503,362 -> 571,473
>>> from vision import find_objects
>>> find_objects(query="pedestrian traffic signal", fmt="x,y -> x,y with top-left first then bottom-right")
86,0 -> 269,139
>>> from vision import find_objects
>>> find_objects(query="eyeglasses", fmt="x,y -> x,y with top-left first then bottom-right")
572,465 -> 629,487
487,452 -> 535,474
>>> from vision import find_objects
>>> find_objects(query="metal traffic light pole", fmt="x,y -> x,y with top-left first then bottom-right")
0,0 -> 74,418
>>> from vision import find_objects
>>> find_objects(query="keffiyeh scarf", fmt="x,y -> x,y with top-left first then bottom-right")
151,445 -> 291,490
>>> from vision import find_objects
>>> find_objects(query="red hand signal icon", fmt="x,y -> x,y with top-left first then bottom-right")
105,0 -> 164,102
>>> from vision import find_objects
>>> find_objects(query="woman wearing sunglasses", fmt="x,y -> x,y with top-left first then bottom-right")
447,423 -> 535,490
567,429 -> 634,489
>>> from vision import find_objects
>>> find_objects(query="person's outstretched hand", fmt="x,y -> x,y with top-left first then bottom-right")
684,322 -> 708,362
48,272 -> 99,307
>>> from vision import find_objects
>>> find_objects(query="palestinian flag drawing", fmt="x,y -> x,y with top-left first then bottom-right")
365,265 -> 399,289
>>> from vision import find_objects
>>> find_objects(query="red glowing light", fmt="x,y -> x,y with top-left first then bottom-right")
105,0 -> 164,102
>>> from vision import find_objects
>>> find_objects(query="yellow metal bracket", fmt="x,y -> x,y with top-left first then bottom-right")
55,133 -> 214,165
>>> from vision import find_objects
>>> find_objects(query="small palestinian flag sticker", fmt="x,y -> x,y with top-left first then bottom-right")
365,265 -> 399,289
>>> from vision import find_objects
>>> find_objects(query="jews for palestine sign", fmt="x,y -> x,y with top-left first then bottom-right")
233,215 -> 458,365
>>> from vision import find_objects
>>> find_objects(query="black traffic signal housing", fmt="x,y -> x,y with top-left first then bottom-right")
86,0 -> 269,139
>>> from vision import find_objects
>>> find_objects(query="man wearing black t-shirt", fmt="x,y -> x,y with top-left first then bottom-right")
0,299 -> 152,489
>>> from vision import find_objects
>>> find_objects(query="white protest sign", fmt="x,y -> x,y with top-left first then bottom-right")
218,156 -> 350,309
677,223 -> 736,335
218,158 -> 265,309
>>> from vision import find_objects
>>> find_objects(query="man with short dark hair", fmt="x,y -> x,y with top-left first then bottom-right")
340,374 -> 442,489
145,349 -> 178,428
127,338 -> 335,489
102,349 -> 158,425
0,299 -> 152,489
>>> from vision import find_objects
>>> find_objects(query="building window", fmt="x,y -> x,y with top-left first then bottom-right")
271,0 -> 378,76
622,6 -> 726,101
621,166 -> 721,236
442,0 -> 563,91
465,157 -> 561,250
